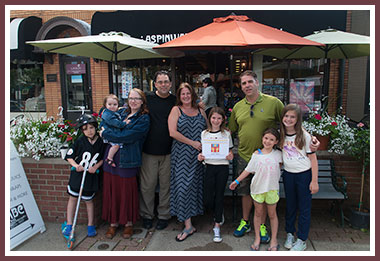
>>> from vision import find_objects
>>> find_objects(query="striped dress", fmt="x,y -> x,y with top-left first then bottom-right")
170,108 -> 206,222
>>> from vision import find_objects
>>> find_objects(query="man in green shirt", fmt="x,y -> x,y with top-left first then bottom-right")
229,70 -> 319,243
229,70 -> 283,241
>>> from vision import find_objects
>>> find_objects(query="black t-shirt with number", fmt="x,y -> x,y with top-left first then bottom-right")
143,91 -> 176,155
65,135 -> 105,193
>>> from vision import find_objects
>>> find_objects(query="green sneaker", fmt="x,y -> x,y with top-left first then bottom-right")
260,224 -> 270,243
233,219 -> 251,237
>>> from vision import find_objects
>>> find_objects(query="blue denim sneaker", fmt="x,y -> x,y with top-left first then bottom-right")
233,219 -> 251,237
87,225 -> 97,237
260,224 -> 270,243
62,222 -> 72,237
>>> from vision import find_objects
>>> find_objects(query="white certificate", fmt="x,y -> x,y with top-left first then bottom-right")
202,138 -> 229,159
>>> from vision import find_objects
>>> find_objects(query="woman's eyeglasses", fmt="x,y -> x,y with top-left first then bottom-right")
129,97 -> 143,101
250,104 -> 254,118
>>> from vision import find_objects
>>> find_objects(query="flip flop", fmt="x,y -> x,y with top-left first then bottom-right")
250,244 -> 260,251
267,244 -> 280,251
175,227 -> 196,242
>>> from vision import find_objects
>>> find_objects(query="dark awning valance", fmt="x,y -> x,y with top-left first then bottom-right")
10,16 -> 43,62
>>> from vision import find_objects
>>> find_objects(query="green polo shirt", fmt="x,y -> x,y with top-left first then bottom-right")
228,92 -> 284,162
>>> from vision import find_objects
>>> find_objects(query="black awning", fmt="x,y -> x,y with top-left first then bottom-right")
10,16 -> 43,62
90,10 -> 347,44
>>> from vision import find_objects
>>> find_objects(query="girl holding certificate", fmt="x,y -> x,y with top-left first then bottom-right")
198,107 -> 234,243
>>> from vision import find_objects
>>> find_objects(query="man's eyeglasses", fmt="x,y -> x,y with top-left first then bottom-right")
129,97 -> 143,101
250,104 -> 254,118
156,80 -> 170,85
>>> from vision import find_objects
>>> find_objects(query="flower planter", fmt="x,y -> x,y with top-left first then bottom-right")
349,207 -> 370,229
60,148 -> 69,159
316,135 -> 330,151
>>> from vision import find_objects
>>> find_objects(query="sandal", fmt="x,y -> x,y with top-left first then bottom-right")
267,244 -> 280,251
105,226 -> 118,239
175,227 -> 196,242
250,244 -> 260,251
106,158 -> 116,167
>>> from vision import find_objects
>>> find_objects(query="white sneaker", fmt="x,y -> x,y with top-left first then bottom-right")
284,233 -> 295,249
290,238 -> 307,251
213,227 -> 223,243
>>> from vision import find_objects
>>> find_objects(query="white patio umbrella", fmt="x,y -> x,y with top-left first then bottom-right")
27,31 -> 183,86
256,28 -> 370,97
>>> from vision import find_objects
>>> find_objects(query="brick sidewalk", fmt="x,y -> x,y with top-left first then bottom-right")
72,198 -> 370,251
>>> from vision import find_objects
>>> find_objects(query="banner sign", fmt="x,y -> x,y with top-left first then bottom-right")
121,71 -> 133,99
290,81 -> 315,113
10,141 -> 46,250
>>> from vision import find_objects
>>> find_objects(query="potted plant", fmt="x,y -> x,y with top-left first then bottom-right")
303,110 -> 355,153
346,122 -> 370,229
303,112 -> 335,150
57,120 -> 79,159
10,117 -> 79,161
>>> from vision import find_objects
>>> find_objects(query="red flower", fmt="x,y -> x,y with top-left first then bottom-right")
331,122 -> 338,126
92,113 -> 99,117
42,121 -> 48,124
314,114 -> 322,120
58,124 -> 65,128
66,136 -> 73,141
357,122 -> 365,128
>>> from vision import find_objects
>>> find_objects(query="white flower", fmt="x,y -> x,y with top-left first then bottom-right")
10,117 -> 75,160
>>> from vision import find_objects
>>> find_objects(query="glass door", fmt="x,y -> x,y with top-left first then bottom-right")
60,55 -> 92,122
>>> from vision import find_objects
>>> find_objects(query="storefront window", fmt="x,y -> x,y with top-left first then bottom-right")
114,59 -> 171,104
10,64 -> 45,112
262,57 -> 324,114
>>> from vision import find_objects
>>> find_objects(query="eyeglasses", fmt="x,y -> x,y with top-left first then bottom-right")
250,104 -> 254,118
156,80 -> 170,85
129,97 -> 143,101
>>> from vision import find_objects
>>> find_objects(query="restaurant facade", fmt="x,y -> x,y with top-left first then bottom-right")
9,9 -> 370,122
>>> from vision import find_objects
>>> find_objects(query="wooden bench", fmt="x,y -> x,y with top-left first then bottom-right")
226,159 -> 348,227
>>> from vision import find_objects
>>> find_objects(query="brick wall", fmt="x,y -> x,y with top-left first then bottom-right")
22,157 -> 103,225
22,152 -> 370,224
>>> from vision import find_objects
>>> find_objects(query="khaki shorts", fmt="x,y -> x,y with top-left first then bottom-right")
251,190 -> 280,205
236,155 -> 253,196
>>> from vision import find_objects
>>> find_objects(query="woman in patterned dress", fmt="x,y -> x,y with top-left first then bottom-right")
168,82 -> 208,242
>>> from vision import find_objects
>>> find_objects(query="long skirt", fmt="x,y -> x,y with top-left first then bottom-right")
102,145 -> 139,225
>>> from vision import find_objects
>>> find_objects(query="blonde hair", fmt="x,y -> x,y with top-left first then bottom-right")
103,94 -> 119,107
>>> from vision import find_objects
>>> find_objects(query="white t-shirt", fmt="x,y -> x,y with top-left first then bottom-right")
201,130 -> 233,165
245,149 -> 282,195
282,130 -> 313,173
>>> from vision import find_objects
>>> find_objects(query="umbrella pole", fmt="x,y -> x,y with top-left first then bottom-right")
321,49 -> 330,107
114,43 -> 119,95
230,53 -> 234,95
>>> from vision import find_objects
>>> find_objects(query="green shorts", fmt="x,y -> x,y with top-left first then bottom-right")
251,190 -> 279,205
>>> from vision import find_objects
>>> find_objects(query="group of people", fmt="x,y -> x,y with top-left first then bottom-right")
61,69 -> 320,251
